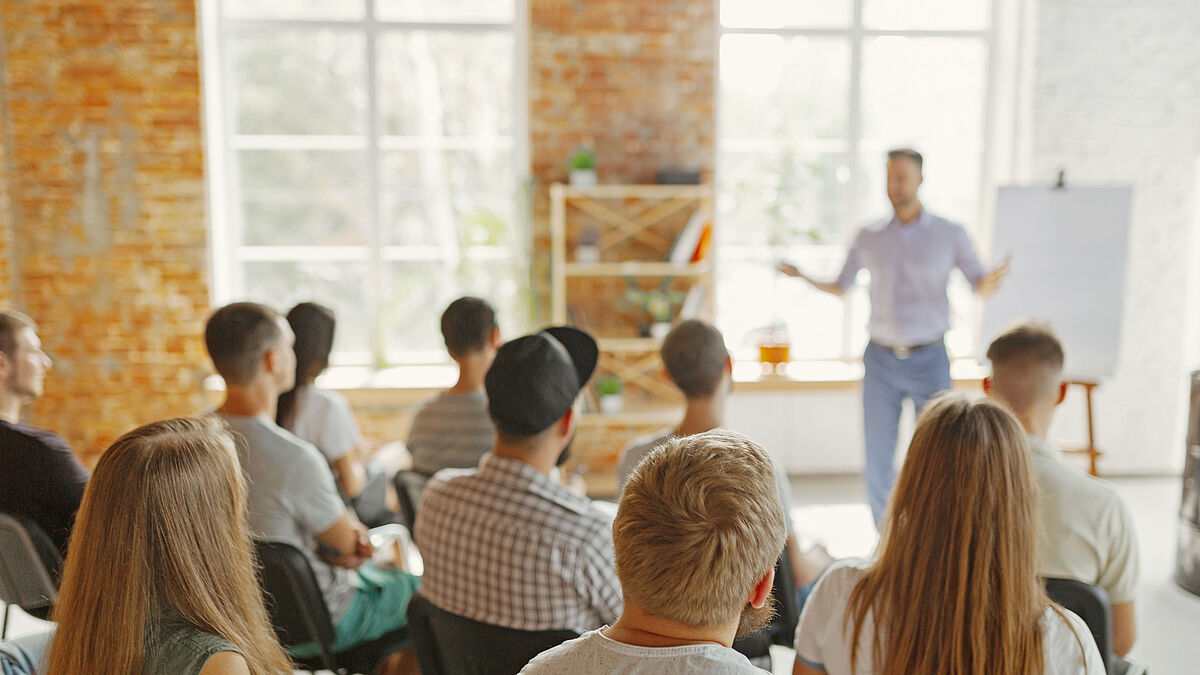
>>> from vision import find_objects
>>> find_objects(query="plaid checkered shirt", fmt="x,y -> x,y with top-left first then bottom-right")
414,453 -> 624,633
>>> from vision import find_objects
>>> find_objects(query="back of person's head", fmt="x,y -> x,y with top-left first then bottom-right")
45,416 -> 291,674
0,308 -> 35,360
660,319 -> 729,399
847,394 -> 1054,674
986,320 -> 1066,416
441,296 -> 497,359
614,429 -> 786,628
276,302 -> 336,430
205,302 -> 283,386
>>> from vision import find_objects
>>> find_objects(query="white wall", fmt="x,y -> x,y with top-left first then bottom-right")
1028,0 -> 1200,474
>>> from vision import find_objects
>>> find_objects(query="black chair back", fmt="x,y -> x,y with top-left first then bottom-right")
392,470 -> 429,536
732,546 -> 800,661
0,513 -> 61,637
1044,577 -> 1116,674
406,593 -> 578,675
254,540 -> 338,669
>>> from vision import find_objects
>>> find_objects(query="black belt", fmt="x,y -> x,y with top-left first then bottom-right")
870,339 -> 942,360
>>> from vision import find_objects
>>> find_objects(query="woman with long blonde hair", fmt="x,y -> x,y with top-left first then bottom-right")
792,394 -> 1103,674
44,416 -> 292,674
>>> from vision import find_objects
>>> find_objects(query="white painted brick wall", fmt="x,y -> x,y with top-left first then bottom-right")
1031,0 -> 1200,474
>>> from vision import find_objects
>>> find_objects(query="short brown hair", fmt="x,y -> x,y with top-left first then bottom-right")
0,309 -> 35,359
661,320 -> 728,398
887,148 -> 923,172
441,296 -> 497,359
985,320 -> 1065,415
614,429 -> 786,627
204,302 -> 283,386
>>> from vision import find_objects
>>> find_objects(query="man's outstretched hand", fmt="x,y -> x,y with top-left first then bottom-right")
976,254 -> 1012,297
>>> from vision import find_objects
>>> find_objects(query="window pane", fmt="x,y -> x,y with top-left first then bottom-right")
384,258 -> 523,360
376,0 -> 514,23
230,30 -> 366,135
860,37 -> 986,146
718,150 -> 849,246
224,0 -> 363,20
378,31 -> 513,137
238,150 -> 368,246
863,0 -> 990,30
381,149 -> 515,246
241,261 -> 373,359
720,35 -> 850,141
720,0 -> 851,29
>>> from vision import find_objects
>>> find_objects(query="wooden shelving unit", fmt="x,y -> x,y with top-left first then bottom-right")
549,182 -> 715,416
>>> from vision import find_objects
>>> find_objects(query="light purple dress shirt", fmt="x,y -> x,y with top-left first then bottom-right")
836,209 -> 986,347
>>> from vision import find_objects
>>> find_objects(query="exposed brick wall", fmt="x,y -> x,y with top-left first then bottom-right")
0,0 -> 209,464
1031,0 -> 1200,474
528,0 -> 716,317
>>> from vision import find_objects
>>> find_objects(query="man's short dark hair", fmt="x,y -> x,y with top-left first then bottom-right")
441,296 -> 497,359
0,309 -> 35,359
887,147 -> 923,172
661,320 -> 729,399
204,302 -> 283,386
985,320 -> 1065,371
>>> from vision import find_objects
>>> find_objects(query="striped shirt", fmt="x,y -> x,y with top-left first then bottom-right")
414,454 -> 623,633
407,390 -> 495,475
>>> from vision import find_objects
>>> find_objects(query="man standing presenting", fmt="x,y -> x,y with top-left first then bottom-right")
779,149 -> 1009,524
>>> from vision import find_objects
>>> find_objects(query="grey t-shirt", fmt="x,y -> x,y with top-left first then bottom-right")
220,413 -> 359,622
407,390 -> 495,475
618,430 -> 796,535
520,629 -> 762,674
143,621 -> 241,675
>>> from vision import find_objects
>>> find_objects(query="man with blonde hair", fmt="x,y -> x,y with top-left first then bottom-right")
984,320 -> 1139,657
522,429 -> 785,673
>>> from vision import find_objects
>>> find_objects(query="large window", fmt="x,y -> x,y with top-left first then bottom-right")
717,0 -> 996,363
203,0 -> 526,366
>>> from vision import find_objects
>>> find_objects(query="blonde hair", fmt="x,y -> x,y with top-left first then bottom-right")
614,429 -> 786,627
845,394 -> 1066,674
45,416 -> 292,674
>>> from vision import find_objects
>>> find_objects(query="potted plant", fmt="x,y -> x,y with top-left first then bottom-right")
623,278 -> 686,339
595,374 -> 624,414
567,147 -> 597,187
575,225 -> 601,263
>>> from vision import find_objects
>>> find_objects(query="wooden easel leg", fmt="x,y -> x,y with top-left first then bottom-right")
1084,383 -> 1100,477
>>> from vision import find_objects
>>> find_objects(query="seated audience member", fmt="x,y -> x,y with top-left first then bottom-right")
277,302 -> 395,525
792,394 -> 1103,674
522,429 -> 787,674
0,309 -> 88,559
985,321 -> 1139,656
618,319 -> 831,598
407,296 -> 499,475
205,302 -> 418,673
44,416 -> 292,674
415,326 -> 623,633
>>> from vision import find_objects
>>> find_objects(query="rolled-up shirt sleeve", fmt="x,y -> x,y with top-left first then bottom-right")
835,231 -> 865,292
953,226 -> 987,288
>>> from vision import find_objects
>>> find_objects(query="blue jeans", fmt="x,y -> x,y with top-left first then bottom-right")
862,340 -> 951,525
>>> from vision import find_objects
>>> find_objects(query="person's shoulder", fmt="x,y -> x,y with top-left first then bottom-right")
0,420 -> 72,453
1039,606 -> 1102,671
146,621 -> 242,675
304,386 -> 350,413
924,212 -> 967,234
519,631 -> 601,673
1036,455 -> 1126,511
813,558 -> 869,598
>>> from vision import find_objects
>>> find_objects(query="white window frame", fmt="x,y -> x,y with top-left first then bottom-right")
199,0 -> 529,367
716,0 -> 1010,364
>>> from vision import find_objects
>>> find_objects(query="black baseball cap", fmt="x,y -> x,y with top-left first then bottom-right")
485,326 -> 599,436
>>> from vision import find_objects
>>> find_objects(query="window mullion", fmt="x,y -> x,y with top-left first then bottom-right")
842,0 -> 866,361
365,1 -> 386,368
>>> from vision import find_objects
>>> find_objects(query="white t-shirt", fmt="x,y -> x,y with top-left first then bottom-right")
290,386 -> 363,464
520,628 -> 763,674
793,560 -> 1104,674
1029,436 -> 1140,604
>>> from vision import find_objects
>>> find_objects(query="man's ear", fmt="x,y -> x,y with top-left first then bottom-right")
489,325 -> 501,349
982,376 -> 992,397
748,567 -> 774,609
262,346 -> 280,377
559,404 -> 577,437
1056,381 -> 1068,406
724,354 -> 733,376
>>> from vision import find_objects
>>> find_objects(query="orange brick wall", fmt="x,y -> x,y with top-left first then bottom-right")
0,1 -> 210,464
